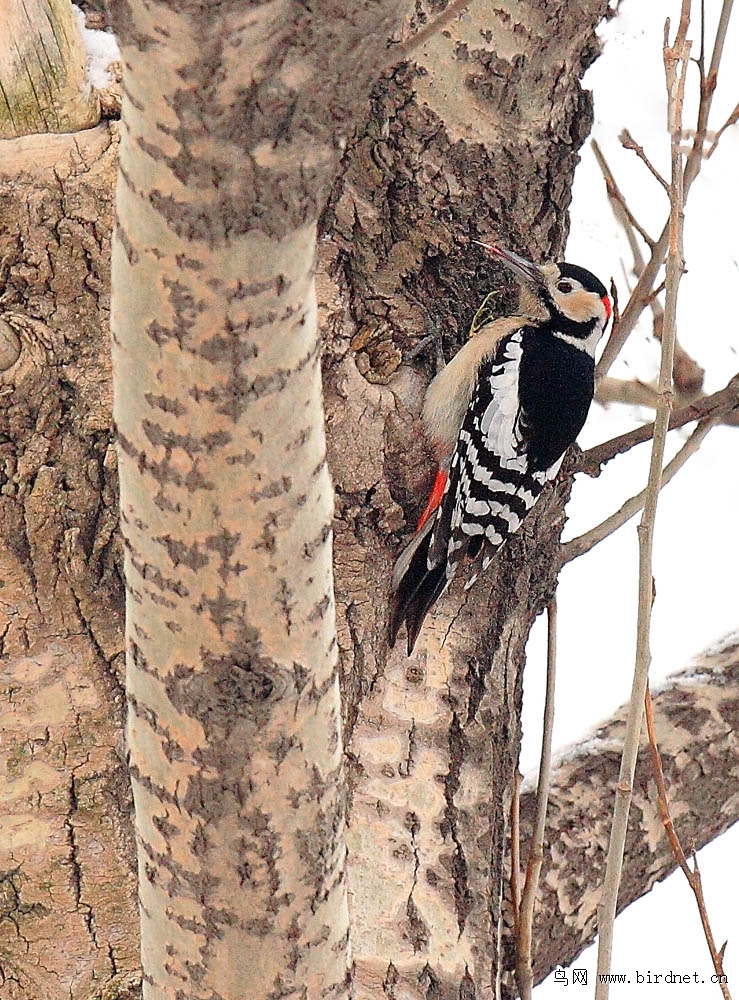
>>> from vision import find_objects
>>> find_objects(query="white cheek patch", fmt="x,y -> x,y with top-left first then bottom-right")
553,326 -> 604,357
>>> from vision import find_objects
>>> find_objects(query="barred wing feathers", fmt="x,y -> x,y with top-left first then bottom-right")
390,330 -> 562,653
430,332 -> 562,585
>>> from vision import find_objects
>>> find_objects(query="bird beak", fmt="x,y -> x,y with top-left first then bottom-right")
473,241 -> 546,287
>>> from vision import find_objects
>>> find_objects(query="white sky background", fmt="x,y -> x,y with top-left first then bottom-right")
523,1 -> 739,995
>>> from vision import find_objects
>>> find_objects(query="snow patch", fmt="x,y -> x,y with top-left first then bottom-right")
73,5 -> 120,90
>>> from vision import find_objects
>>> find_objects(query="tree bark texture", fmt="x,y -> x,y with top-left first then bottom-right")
0,125 -> 140,998
0,0 -> 100,138
521,631 -> 739,983
109,2 -> 405,998
320,2 -> 609,995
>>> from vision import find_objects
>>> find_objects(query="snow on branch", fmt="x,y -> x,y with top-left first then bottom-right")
516,632 -> 739,985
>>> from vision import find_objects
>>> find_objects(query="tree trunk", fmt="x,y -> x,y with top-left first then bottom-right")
322,2 -> 609,994
108,2 -> 406,998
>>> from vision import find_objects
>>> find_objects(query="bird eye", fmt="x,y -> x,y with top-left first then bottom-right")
557,279 -> 574,293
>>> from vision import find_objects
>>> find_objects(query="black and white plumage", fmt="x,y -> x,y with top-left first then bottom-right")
389,244 -> 611,654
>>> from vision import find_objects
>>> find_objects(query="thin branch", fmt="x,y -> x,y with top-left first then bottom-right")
516,597 -> 557,1000
645,279 -> 667,305
595,376 -> 661,410
593,139 -> 657,247
592,143 -> 704,400
705,100 -> 739,157
580,370 -> 739,476
705,0 -> 734,96
395,0 -> 472,59
619,129 -> 670,193
597,0 -> 732,378
644,688 -> 733,1000
665,315 -> 706,400
561,411 -> 719,565
678,0 -> 732,189
595,8 -> 691,994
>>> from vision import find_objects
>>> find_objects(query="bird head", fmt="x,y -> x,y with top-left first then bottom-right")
476,242 -> 612,356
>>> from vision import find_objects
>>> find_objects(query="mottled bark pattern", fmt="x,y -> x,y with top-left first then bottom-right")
321,1 -> 609,995
326,1 -> 604,387
109,2 -> 406,998
114,213 -> 347,999
0,126 -> 140,998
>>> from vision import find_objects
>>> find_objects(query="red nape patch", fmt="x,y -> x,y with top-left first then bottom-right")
416,468 -> 448,532
602,294 -> 612,321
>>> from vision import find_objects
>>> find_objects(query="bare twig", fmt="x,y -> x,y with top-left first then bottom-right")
592,143 -> 704,400
705,100 -> 739,156
515,597 -> 557,1000
644,688 -> 733,999
595,376 -> 661,410
580,371 -> 739,476
620,128 -> 671,193
593,139 -> 657,248
645,279 -> 667,305
703,0 -> 734,111
561,411 -> 719,564
597,0 -> 733,378
666,318 -> 706,400
595,9 -> 691,994
592,139 -> 657,287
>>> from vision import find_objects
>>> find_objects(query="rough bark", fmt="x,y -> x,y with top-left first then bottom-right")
320,2 -> 609,994
0,0 -> 100,138
521,631 -> 739,984
0,125 -> 140,998
108,2 -> 405,998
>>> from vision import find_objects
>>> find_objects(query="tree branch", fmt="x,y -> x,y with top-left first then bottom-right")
644,688 -> 733,999
705,100 -> 739,157
619,128 -> 670,194
561,410 -> 719,564
592,138 -> 657,250
516,597 -> 558,1000
592,141 -> 705,402
595,376 -> 661,410
578,371 -> 739,477
596,0 -> 732,378
595,9 -> 691,990
517,631 -> 739,984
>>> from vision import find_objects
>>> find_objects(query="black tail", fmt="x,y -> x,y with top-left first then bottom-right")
389,519 -> 449,655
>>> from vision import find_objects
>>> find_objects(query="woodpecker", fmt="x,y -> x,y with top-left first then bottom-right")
389,243 -> 612,654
